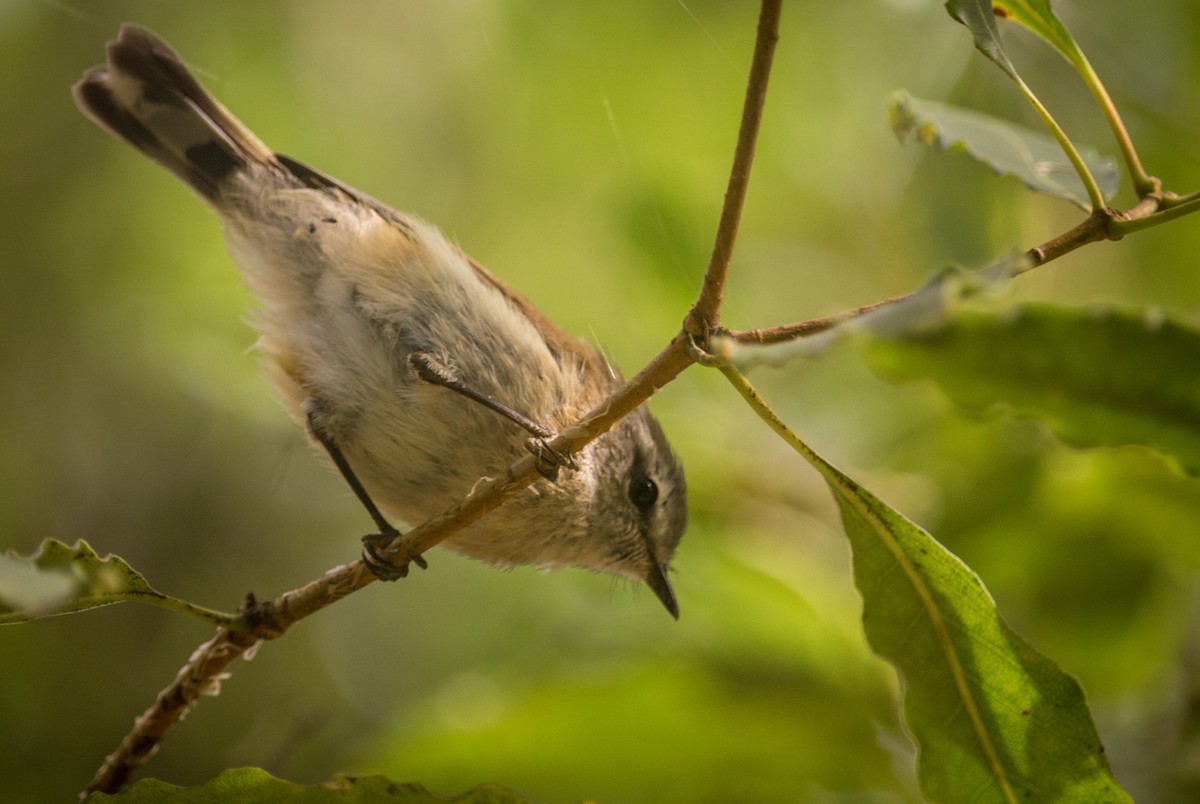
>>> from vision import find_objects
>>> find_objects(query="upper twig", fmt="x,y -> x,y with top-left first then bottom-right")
686,0 -> 782,342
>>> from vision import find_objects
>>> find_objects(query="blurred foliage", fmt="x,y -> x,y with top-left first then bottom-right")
91,769 -> 528,803
3,0 -> 1200,802
862,303 -> 1200,476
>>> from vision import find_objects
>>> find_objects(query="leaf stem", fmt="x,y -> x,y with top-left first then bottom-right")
1162,188 -> 1200,208
1013,74 -> 1107,212
119,595 -> 240,629
1069,50 -> 1158,197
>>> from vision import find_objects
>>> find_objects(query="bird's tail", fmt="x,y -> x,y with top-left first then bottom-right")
73,24 -> 274,201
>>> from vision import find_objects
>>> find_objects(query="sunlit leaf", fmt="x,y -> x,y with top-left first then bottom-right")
0,539 -> 147,623
720,367 -> 1131,802
992,1 -> 1086,69
947,0 -> 1087,80
862,304 -> 1200,475
824,460 -> 1129,803
86,767 -> 528,802
0,539 -> 235,626
0,550 -> 79,617
889,93 -> 1118,209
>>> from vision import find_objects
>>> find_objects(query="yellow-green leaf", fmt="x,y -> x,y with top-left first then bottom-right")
992,0 -> 1087,70
826,462 -> 1129,802
720,367 -> 1131,802
0,538 -> 236,626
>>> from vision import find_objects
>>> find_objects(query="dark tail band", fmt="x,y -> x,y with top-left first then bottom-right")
73,24 -> 273,201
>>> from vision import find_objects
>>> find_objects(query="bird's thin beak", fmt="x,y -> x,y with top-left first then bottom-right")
644,561 -> 679,619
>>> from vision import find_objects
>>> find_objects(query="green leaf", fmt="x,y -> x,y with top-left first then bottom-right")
0,549 -> 79,617
862,304 -> 1200,475
86,768 -> 529,802
889,93 -> 1119,209
0,539 -> 236,626
942,1 -> 1106,210
986,0 -> 1158,197
720,366 -> 1130,802
944,0 -> 1022,81
826,462 -> 1129,803
992,1 -> 1086,70
947,0 -> 1087,79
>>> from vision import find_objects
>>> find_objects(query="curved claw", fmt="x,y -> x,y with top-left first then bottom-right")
525,437 -> 578,481
361,531 -> 427,581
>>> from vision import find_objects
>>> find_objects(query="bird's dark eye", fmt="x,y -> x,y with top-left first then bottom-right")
629,475 -> 659,510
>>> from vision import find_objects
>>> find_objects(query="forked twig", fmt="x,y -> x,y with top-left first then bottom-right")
84,1 -> 784,796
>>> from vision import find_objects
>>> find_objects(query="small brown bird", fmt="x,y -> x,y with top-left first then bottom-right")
74,24 -> 687,616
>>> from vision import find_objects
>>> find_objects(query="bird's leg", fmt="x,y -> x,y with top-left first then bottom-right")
407,351 -> 577,480
305,403 -> 427,580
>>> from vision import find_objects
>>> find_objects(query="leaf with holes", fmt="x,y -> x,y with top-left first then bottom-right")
0,538 -> 235,626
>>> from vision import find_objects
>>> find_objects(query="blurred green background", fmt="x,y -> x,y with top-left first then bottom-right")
3,1 -> 1200,801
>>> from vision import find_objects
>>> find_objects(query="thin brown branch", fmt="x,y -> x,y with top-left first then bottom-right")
85,334 -> 696,797
725,205 -> 1145,347
686,0 -> 782,341
381,333 -> 698,563
724,295 -> 910,345
1016,208 -> 1118,271
86,626 -> 259,795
